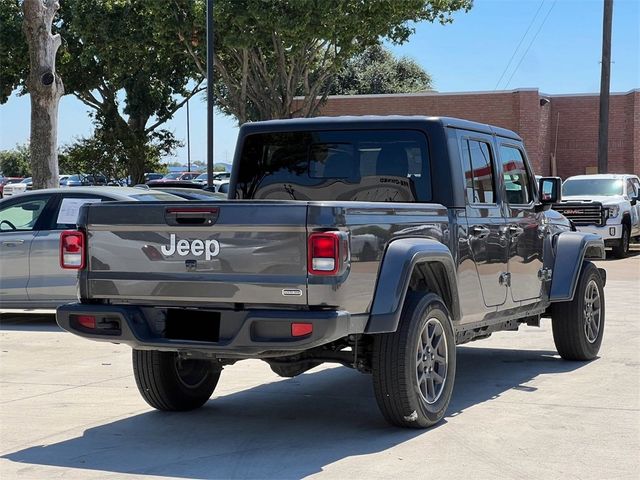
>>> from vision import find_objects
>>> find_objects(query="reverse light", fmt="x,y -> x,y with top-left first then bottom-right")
308,232 -> 340,275
60,230 -> 85,269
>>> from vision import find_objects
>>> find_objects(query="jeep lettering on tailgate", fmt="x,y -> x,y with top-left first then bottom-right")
160,233 -> 220,260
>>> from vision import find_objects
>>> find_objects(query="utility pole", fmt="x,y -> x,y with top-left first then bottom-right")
206,0 -> 214,187
186,98 -> 191,172
597,0 -> 613,174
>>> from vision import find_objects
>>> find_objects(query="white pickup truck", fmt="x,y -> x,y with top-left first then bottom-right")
555,174 -> 640,258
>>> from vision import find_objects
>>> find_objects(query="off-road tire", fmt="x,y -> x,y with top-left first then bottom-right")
133,350 -> 220,411
372,292 -> 456,428
552,262 -> 605,361
612,224 -> 630,259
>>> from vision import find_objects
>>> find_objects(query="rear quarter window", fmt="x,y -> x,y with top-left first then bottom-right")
235,130 -> 431,202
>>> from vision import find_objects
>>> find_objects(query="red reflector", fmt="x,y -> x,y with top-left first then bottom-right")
291,322 -> 313,337
76,315 -> 96,329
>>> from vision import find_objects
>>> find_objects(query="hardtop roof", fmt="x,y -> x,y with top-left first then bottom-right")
239,115 -> 522,141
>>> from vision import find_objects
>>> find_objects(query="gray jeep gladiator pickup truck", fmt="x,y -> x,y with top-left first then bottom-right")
57,116 -> 606,428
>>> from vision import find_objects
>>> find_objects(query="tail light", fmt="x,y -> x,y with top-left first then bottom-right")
308,232 -> 341,275
60,230 -> 86,269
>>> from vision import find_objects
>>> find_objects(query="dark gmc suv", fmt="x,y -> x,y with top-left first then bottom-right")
57,116 -> 606,428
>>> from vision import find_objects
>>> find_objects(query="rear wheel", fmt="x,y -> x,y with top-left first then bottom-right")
372,292 -> 456,428
612,224 -> 629,258
133,350 -> 220,411
552,262 -> 605,360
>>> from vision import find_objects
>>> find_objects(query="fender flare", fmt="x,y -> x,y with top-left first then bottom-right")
365,238 -> 460,334
549,231 -> 605,302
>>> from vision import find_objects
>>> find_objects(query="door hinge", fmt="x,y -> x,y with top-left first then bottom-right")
499,272 -> 511,287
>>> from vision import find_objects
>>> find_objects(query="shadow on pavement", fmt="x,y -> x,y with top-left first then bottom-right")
0,313 -> 60,332
3,346 -> 586,479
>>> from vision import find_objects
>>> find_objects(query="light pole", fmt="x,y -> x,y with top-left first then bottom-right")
597,0 -> 613,174
206,0 -> 214,187
186,98 -> 191,172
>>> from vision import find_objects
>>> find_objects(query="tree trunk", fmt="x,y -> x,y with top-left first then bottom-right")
126,113 -> 150,185
23,0 -> 63,190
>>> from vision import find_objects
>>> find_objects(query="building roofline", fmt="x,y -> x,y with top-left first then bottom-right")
295,88 -> 639,101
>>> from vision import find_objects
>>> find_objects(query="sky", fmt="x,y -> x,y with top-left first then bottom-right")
0,0 -> 638,168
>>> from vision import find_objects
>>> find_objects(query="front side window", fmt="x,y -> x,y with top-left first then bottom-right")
500,145 -> 532,205
461,139 -> 495,204
0,197 -> 50,232
626,179 -> 636,197
235,130 -> 431,202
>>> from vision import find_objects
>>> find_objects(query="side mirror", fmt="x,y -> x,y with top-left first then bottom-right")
631,194 -> 639,206
536,177 -> 562,211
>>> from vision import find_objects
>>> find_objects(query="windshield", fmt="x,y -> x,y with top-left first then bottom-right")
21,177 -> 32,183
563,179 -> 624,196
163,173 -> 181,180
196,173 -> 208,181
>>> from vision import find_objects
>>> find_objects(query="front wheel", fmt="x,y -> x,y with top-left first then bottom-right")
133,350 -> 221,411
612,224 -> 629,259
372,292 -> 456,428
551,262 -> 605,360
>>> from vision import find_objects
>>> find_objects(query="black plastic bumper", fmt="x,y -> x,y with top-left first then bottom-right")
56,303 -> 360,358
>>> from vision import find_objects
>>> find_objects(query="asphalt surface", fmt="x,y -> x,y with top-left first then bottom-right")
1,252 -> 638,479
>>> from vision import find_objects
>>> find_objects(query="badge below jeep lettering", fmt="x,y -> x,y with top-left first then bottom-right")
160,233 -> 220,260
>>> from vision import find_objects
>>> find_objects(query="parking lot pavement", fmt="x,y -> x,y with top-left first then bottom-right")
1,254 -> 638,480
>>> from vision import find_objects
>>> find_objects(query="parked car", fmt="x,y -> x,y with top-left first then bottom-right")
0,177 -> 24,198
194,171 -> 231,185
60,173 -> 109,187
56,116 -> 605,429
145,179 -> 206,189
216,180 -> 230,194
156,171 -> 201,182
144,172 -> 165,183
2,177 -> 32,197
555,174 -> 640,258
0,187 -> 184,309
153,187 -> 227,200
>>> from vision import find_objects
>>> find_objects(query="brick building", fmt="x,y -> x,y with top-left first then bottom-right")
314,89 -> 639,178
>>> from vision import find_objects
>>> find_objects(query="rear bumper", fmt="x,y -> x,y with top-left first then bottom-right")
56,303 -> 364,358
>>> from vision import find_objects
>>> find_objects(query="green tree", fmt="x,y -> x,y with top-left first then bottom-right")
328,44 -> 432,95
0,145 -> 32,177
2,1 -> 202,185
171,0 -> 470,123
0,1 -> 26,104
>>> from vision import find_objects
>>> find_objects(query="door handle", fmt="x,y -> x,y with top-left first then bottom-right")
509,225 -> 524,238
470,225 -> 490,239
1,239 -> 24,247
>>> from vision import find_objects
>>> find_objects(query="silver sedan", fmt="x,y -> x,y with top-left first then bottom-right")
0,187 -> 183,309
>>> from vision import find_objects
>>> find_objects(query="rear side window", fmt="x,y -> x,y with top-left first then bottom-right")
235,130 -> 431,202
461,139 -> 495,204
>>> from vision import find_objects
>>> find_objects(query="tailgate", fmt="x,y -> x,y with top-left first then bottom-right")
82,201 -> 308,305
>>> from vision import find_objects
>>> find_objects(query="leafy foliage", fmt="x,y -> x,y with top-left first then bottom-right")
59,129 -> 179,183
171,0 -> 471,122
0,144 -> 32,177
328,45 -> 432,95
0,0 -> 26,104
